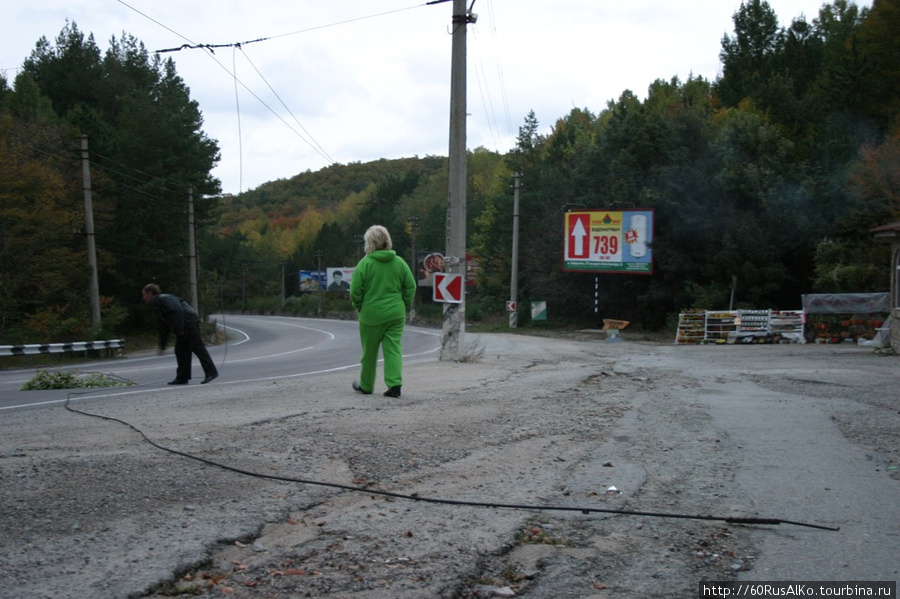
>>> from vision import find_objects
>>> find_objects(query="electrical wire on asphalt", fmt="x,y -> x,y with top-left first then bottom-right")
61,370 -> 840,533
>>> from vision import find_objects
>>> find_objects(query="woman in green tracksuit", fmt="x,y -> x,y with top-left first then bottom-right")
350,225 -> 417,397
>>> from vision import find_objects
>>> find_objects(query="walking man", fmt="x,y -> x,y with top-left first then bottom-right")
142,283 -> 218,385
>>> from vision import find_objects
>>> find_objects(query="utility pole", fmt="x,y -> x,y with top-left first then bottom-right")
281,260 -> 286,308
188,187 -> 199,312
408,216 -> 418,322
354,234 -> 363,263
441,0 -> 475,360
81,135 -> 101,331
316,250 -> 324,317
241,263 -> 247,312
509,172 -> 521,328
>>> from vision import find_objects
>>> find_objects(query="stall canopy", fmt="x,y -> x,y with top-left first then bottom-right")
801,293 -> 890,314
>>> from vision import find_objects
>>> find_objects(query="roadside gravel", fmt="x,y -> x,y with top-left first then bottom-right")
1,332 -> 897,598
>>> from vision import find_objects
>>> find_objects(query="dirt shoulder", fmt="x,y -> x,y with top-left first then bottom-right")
1,333 -> 897,598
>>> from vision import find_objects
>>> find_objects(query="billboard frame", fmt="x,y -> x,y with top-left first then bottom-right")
562,208 -> 654,275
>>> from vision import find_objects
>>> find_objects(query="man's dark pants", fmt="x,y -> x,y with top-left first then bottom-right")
174,322 -> 217,382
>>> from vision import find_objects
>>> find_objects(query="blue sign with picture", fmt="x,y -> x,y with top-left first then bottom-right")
298,270 -> 326,293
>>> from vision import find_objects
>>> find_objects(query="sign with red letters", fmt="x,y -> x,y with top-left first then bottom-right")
563,209 -> 654,274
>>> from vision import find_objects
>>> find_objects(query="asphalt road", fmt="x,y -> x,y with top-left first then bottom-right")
1,324 -> 897,598
0,315 -> 441,410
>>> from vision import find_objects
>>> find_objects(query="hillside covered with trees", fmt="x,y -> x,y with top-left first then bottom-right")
1,0 -> 898,343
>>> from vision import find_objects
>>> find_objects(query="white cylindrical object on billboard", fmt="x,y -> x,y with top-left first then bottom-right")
629,214 -> 647,258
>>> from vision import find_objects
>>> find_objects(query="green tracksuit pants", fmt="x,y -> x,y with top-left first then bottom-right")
357,317 -> 405,393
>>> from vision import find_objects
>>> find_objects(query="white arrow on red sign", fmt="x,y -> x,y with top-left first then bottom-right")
433,273 -> 463,303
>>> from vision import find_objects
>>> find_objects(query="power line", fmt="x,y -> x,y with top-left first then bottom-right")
117,2 -> 437,187
149,3 -> 429,52
483,0 -> 515,144
231,47 -> 243,194
140,16 -> 337,171
238,47 -> 335,165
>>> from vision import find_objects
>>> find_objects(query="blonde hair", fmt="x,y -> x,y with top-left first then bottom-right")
364,225 -> 392,254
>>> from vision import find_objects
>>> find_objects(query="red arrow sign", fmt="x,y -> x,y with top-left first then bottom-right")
433,273 -> 463,303
567,213 -> 590,259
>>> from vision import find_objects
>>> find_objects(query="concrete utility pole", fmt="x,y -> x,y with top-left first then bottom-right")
81,135 -> 101,331
441,0 -> 476,360
315,250 -> 324,317
509,173 -> 521,328
408,216 -> 418,322
281,260 -> 286,307
188,187 -> 199,312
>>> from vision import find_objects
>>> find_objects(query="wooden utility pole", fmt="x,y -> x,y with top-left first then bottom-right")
81,135 -> 101,330
441,0 -> 475,360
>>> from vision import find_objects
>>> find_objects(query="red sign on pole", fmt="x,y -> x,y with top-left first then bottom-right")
433,273 -> 463,303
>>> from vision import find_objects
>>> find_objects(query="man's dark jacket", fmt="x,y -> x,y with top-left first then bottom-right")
151,293 -> 199,350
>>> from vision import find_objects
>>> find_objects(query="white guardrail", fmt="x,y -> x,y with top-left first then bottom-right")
0,339 -> 125,357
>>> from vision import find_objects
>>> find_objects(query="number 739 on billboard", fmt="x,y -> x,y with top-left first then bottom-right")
563,209 -> 654,274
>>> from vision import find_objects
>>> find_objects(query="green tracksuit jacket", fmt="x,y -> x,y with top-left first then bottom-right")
350,250 -> 416,324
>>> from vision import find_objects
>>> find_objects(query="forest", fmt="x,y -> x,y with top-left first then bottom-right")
1,0 -> 898,343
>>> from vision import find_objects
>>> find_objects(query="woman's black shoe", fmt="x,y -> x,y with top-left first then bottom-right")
168,379 -> 188,385
384,386 -> 401,398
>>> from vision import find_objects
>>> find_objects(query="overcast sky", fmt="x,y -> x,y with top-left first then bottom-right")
2,0 -> 872,196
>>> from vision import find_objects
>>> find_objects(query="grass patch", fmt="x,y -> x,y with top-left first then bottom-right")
20,369 -> 134,390
515,523 -> 571,546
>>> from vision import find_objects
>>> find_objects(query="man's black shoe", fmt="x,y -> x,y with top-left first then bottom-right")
168,379 -> 188,385
352,380 -> 370,394
201,373 -> 218,384
384,386 -> 402,398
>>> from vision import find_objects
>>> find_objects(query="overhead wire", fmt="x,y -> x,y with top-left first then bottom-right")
469,27 -> 502,152
254,4 -> 428,43
232,46 -> 243,194
5,115 -> 209,206
160,44 -> 335,168
3,121 -> 192,235
237,47 -> 335,165
483,0 -> 515,142
116,1 -> 431,189
116,0 -> 332,192
89,151 -> 194,197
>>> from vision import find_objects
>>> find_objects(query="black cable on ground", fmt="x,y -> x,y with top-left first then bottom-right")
62,390 -> 839,532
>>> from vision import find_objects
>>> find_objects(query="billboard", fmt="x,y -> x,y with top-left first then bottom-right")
416,252 -> 445,287
326,267 -> 354,292
298,270 -> 326,293
563,209 -> 654,274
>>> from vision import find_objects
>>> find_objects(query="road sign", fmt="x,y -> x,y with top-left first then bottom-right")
433,273 -> 463,303
506,301 -> 517,311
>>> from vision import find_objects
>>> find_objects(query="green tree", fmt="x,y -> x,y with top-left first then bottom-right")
717,0 -> 782,107
855,0 -> 900,130
21,23 -> 221,327
0,112 -> 89,341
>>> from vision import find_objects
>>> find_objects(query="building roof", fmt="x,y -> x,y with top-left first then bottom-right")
870,221 -> 900,237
